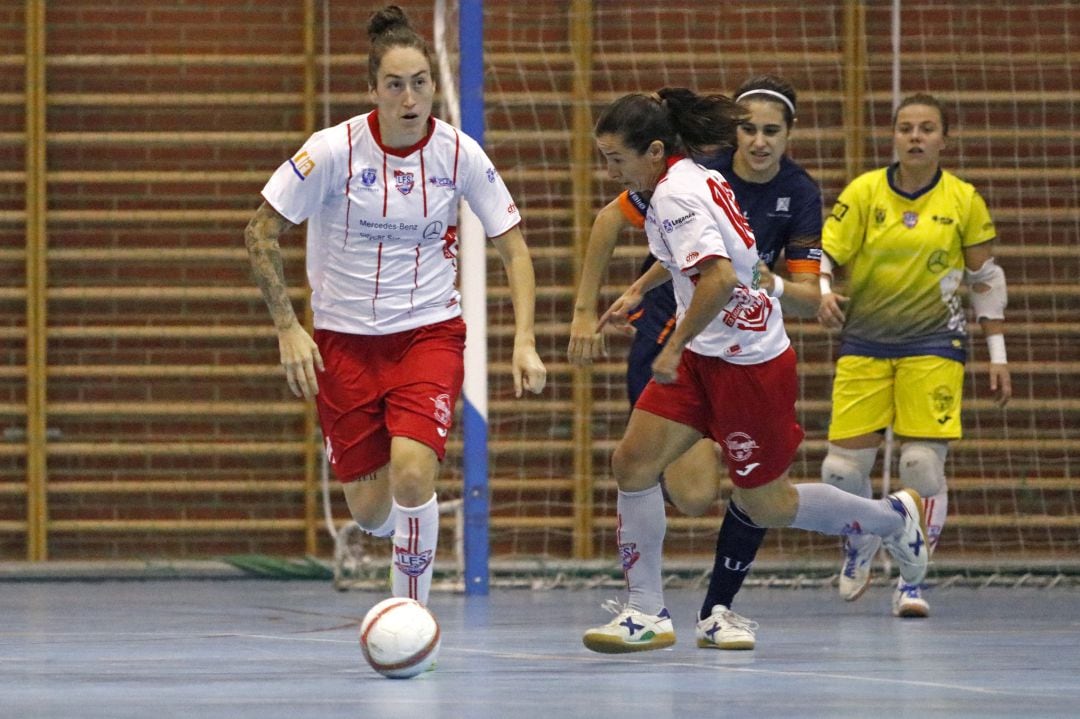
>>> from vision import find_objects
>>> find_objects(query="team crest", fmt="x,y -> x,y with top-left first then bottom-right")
618,542 -> 640,572
875,208 -> 886,224
775,197 -> 790,212
394,547 -> 433,577
431,393 -> 452,426
903,211 -> 919,228
724,431 -> 760,462
394,169 -> 415,195
931,385 -> 955,414
361,167 -> 377,186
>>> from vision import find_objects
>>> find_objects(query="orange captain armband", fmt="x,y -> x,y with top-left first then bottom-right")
616,190 -> 648,230
784,257 -> 821,276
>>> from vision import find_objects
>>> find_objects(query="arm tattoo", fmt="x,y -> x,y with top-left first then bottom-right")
244,202 -> 298,331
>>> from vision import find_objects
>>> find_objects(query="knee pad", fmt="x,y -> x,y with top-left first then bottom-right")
821,444 -> 878,498
899,441 -> 947,497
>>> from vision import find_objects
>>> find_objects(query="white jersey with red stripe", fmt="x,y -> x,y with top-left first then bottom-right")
261,110 -> 521,335
645,157 -> 790,364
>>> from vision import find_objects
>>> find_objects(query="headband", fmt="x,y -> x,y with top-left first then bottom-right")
735,88 -> 796,116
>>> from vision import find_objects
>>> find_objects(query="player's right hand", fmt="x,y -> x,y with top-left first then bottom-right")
817,290 -> 848,330
277,323 -> 324,399
597,289 -> 642,336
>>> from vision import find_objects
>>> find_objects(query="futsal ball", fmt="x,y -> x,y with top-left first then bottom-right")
359,597 -> 441,679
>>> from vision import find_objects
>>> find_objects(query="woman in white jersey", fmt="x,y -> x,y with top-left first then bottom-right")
581,88 -> 929,654
244,5 -> 546,611
569,76 -> 824,652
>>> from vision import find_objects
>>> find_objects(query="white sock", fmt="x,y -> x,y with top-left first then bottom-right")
821,444 -> 880,552
617,484 -> 666,614
924,490 -> 948,554
360,505 -> 397,538
392,494 -> 439,605
791,483 -> 904,537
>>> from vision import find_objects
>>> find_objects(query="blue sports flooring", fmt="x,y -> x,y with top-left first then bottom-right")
2,579 -> 1078,718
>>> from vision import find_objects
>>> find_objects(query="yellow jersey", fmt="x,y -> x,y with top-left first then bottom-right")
822,165 -> 996,360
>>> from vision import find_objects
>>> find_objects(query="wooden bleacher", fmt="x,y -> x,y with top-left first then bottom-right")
1,1 -> 1076,569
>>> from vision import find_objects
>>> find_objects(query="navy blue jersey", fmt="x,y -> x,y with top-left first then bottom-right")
700,149 -> 823,272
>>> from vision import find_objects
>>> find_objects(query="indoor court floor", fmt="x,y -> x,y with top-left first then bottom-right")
2,578 -> 1078,718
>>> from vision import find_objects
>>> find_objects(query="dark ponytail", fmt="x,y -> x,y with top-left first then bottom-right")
594,87 -> 745,158
656,87 -> 745,158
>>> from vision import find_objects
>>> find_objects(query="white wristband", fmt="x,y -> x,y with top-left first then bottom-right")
769,275 -> 785,298
819,274 -> 832,295
986,334 -> 1007,364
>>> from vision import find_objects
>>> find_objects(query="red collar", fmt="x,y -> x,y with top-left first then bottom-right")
367,109 -> 436,157
655,154 -> 686,185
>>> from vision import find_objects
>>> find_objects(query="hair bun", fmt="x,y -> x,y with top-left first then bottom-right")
368,5 -> 410,42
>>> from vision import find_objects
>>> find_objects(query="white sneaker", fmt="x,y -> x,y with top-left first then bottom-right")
892,578 -> 930,618
582,599 -> 676,654
695,605 -> 757,650
838,534 -> 881,601
880,489 -> 929,585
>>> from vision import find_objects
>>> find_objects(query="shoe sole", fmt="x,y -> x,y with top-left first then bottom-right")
697,638 -> 754,650
583,633 -> 676,654
841,576 -> 871,602
894,603 -> 930,618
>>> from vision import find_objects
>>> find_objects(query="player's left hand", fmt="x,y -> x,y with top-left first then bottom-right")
512,345 -> 547,397
988,362 -> 1012,407
651,344 -> 681,384
567,311 -> 607,365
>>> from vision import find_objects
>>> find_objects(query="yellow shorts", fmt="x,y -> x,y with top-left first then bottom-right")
827,354 -> 964,441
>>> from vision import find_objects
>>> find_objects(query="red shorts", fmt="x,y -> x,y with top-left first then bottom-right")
313,317 -> 466,482
634,346 -> 804,488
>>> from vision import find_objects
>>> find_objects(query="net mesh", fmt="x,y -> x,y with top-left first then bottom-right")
9,0 -> 1074,580
467,0 -> 1080,581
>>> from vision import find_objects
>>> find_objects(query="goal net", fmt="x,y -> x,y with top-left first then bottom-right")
334,0 -> 1079,589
